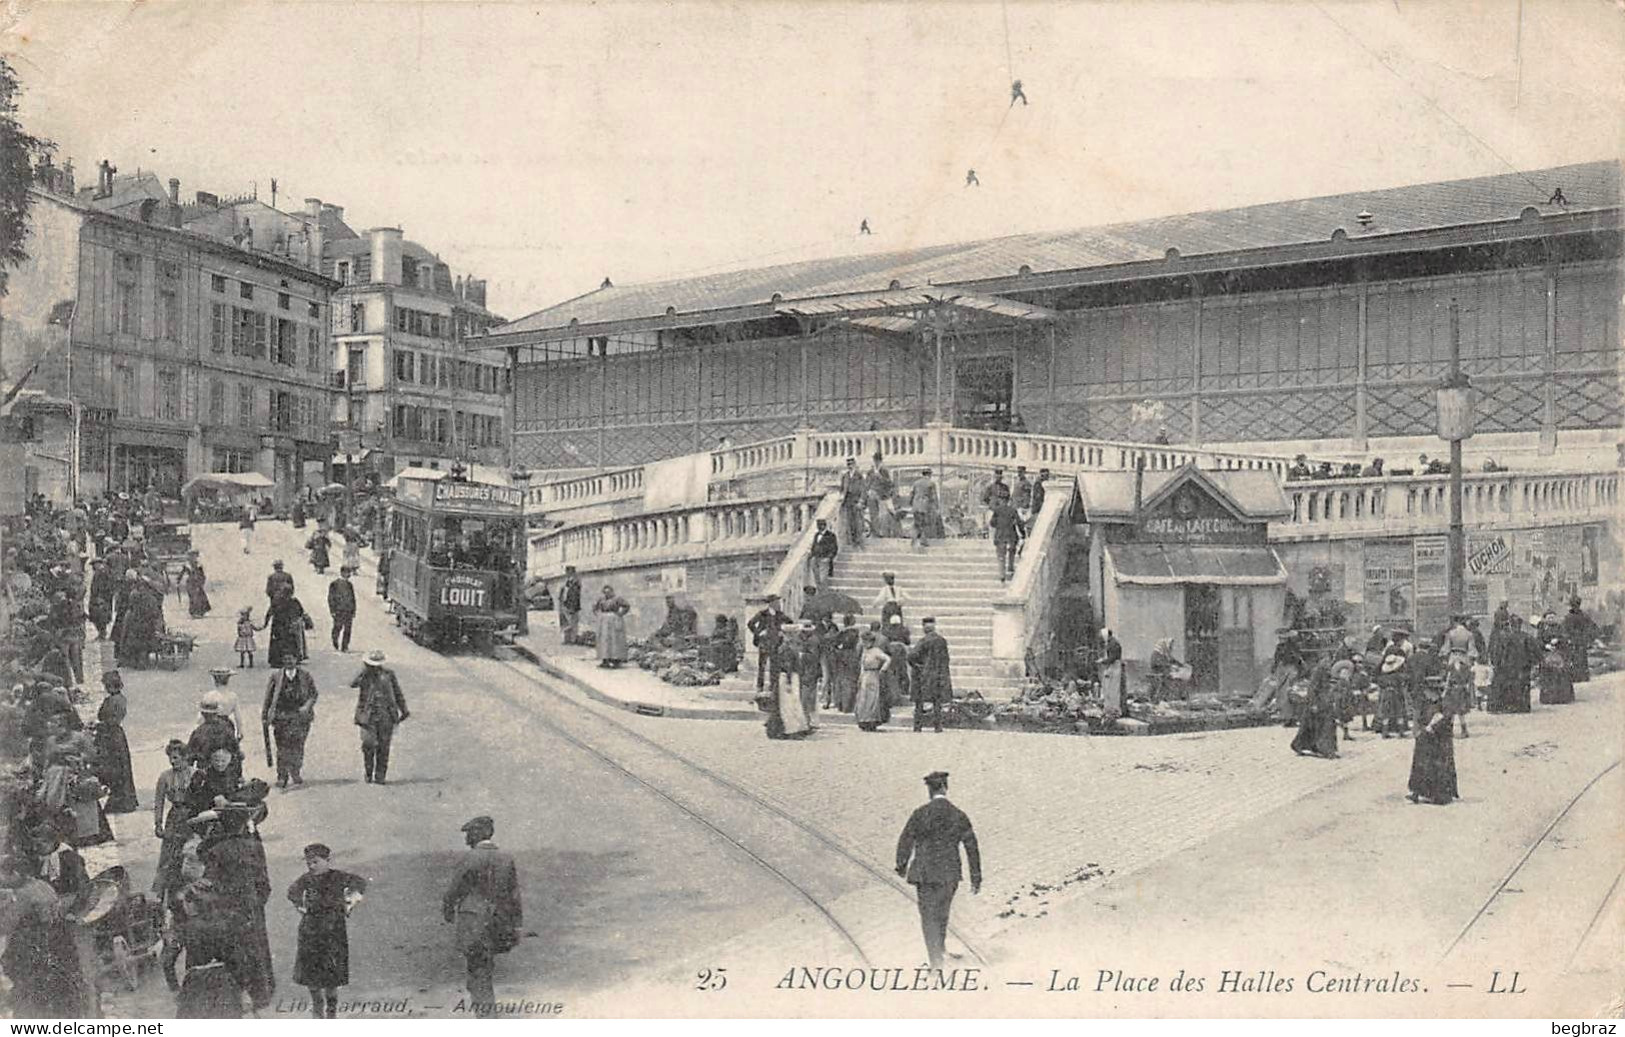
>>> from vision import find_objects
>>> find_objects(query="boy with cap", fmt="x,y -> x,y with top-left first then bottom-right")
443,816 -> 523,1016
895,771 -> 981,970
288,843 -> 367,1019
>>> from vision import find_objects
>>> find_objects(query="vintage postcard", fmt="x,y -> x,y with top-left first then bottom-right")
0,0 -> 1620,1023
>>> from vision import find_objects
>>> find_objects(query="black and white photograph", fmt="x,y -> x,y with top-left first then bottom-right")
0,0 -> 1621,1023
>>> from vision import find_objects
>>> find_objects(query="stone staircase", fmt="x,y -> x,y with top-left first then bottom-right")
824,537 -> 1024,697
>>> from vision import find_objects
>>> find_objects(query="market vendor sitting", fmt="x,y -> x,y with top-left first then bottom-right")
701,614 -> 741,673
1147,637 -> 1186,702
652,595 -> 699,645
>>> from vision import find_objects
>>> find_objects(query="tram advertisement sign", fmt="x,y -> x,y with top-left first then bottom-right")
433,480 -> 524,511
437,571 -> 495,612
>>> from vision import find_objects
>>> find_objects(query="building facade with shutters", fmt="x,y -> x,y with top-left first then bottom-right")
3,167 -> 337,504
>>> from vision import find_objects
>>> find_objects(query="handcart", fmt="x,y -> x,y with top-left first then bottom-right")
78,867 -> 165,992
154,632 -> 196,671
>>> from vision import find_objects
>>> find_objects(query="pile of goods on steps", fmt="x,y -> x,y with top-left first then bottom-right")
626,639 -> 722,687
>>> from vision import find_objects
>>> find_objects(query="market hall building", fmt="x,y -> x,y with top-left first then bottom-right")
488,160 -> 1619,470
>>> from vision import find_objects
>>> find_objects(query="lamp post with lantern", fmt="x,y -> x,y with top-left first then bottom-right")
1437,300 -> 1475,617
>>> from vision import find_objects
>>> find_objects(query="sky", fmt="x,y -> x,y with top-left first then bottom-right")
3,1 -> 1622,321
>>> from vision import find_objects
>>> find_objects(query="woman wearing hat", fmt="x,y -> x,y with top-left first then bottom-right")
113,565 -> 163,669
262,590 -> 313,668
40,733 -> 113,848
94,670 -> 140,813
1407,678 -> 1459,805
287,843 -> 367,1019
1290,659 -> 1340,759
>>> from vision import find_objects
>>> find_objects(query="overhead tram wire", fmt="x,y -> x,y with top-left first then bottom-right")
1308,0 -> 1553,199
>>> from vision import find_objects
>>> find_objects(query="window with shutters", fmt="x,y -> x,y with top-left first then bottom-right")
211,303 -> 228,353
159,289 -> 179,343
253,312 -> 268,358
114,364 -> 135,416
157,369 -> 180,421
278,292 -> 290,311
350,303 -> 365,333
209,380 -> 224,425
211,274 -> 227,293
306,327 -> 320,372
238,384 -> 253,428
239,282 -> 253,300
308,301 -> 320,319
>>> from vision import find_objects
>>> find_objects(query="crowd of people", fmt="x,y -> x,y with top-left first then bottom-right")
1268,598 -> 1604,806
1,499 -> 526,1019
1285,452 -> 1512,482
829,454 -> 1051,553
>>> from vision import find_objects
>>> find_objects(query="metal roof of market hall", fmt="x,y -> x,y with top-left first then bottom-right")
486,160 -> 1620,343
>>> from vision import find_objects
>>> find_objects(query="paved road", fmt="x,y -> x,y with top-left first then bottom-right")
94,517 -> 1622,1018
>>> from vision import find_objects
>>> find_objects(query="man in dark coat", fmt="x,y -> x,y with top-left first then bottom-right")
747,594 -> 792,697
263,658 -> 319,788
895,771 -> 981,970
266,560 -> 294,609
188,695 -> 244,783
558,566 -> 583,645
327,566 -> 358,652
651,595 -> 698,642
1562,598 -> 1597,684
443,816 -> 522,1017
350,651 -> 409,784
1408,638 -> 1443,728
1030,469 -> 1050,518
908,618 -> 954,732
810,519 -> 839,580
839,457 -> 867,549
989,499 -> 1025,581
87,558 -> 115,640
0,864 -> 94,1017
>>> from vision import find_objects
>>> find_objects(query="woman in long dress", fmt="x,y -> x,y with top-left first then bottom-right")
768,659 -> 811,740
829,615 -> 862,712
1537,638 -> 1574,704
183,552 -> 212,618
1408,682 -> 1459,805
152,738 -> 195,897
115,569 -> 162,669
855,634 -> 893,732
94,671 -> 140,813
262,594 -> 312,667
1290,660 -> 1339,758
593,585 -> 630,667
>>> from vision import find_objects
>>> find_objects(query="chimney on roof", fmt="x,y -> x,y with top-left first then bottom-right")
1356,210 -> 1374,229
1133,455 -> 1146,521
195,190 -> 219,208
168,178 -> 180,204
601,277 -> 614,289
322,203 -> 344,229
454,275 -> 464,299
304,198 -> 325,274
466,278 -> 487,308
96,159 -> 116,199
369,227 -> 404,286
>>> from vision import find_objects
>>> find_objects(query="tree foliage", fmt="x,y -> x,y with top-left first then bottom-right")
0,56 -> 57,296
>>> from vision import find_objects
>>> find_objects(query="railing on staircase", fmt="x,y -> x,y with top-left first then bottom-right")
990,481 -> 1074,681
527,491 -> 823,581
1270,468 -> 1619,542
759,490 -> 845,623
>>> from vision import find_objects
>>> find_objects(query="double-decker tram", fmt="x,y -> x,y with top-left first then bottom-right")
383,471 -> 527,652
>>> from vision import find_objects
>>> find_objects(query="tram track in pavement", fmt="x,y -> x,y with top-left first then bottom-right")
1441,756 -> 1622,968
455,651 -> 990,977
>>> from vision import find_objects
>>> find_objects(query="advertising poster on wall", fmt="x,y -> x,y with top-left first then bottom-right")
1413,535 -> 1450,637
1524,527 -> 1583,615
1362,539 -> 1415,631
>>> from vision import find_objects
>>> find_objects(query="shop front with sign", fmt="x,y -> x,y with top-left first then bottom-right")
1080,465 -> 1291,695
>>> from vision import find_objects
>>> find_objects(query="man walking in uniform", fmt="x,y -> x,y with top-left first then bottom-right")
989,498 -> 1025,582
350,651 -> 409,784
443,816 -> 522,1017
895,771 -> 981,970
327,566 -> 357,652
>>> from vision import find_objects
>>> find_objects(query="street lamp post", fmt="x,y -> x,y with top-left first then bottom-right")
1437,300 -> 1475,618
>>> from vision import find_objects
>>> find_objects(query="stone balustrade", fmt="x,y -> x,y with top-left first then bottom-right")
524,465 -> 645,512
990,481 -> 1074,678
529,492 -> 824,580
1270,468 -> 1620,542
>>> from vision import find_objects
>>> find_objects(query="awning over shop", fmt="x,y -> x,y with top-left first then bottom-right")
181,471 -> 274,496
1105,542 -> 1286,586
381,465 -> 512,490
331,448 -> 372,464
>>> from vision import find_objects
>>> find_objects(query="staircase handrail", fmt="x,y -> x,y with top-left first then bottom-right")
761,490 -> 844,623
989,480 -> 1073,679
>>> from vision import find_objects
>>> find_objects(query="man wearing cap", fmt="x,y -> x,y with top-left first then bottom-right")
1012,467 -> 1034,523
907,618 -> 953,732
747,594 -> 792,698
443,816 -> 522,1016
558,566 -> 583,645
866,453 -> 895,538
989,497 -> 1025,582
327,565 -> 358,652
895,771 -> 981,970
266,560 -> 294,610
263,656 -> 319,788
349,651 -> 409,785
980,468 -> 1011,509
839,456 -> 867,550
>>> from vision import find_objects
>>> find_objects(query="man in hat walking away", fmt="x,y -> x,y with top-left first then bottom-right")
263,655 -> 319,788
909,469 -> 942,549
266,560 -> 294,611
350,651 -> 409,785
895,771 -> 981,970
443,816 -> 522,1017
908,618 -> 953,732
327,566 -> 358,653
558,566 -> 583,645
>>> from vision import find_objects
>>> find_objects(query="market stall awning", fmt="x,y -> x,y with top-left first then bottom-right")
181,471 -> 274,495
381,465 -> 512,490
1105,542 -> 1286,586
